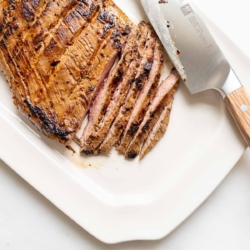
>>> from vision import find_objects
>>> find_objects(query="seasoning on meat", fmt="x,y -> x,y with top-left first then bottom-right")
0,0 -> 180,160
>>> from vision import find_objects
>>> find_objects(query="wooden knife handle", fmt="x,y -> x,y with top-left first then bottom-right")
225,87 -> 250,146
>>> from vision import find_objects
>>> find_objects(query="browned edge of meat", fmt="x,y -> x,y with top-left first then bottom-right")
97,22 -> 152,154
117,36 -> 164,153
80,23 -> 138,154
125,70 -> 180,159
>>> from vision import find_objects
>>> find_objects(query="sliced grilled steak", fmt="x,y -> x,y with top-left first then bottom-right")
98,22 -> 151,154
0,0 -> 131,144
57,29 -> 126,135
115,30 -> 156,153
125,70 -> 179,159
80,24 -> 138,153
117,37 -> 164,153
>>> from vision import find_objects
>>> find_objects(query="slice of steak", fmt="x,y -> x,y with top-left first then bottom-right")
80,24 -> 137,153
125,70 -> 180,159
117,36 -> 164,153
97,22 -> 152,154
115,29 -> 156,153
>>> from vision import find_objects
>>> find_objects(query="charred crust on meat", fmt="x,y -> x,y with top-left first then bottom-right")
81,0 -> 90,6
97,9 -> 109,24
142,120 -> 151,132
116,123 -> 124,130
76,4 -> 96,19
113,68 -> 123,84
33,32 -> 44,46
24,100 -> 70,141
128,123 -> 139,136
82,149 -> 94,155
121,25 -> 131,36
113,39 -> 122,49
45,39 -> 57,54
127,150 -> 137,159
9,0 -> 16,10
135,78 -> 143,90
50,60 -> 60,67
150,111 -> 155,118
111,29 -> 120,39
30,0 -> 40,9
22,0 -> 35,22
0,24 -> 4,34
97,9 -> 115,33
3,20 -> 19,40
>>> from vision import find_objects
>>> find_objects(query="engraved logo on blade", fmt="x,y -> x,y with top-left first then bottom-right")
181,4 -> 193,16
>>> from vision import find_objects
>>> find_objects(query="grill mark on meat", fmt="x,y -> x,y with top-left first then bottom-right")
22,0 -> 36,22
25,0 -> 77,44
46,15 -> 117,119
98,22 -> 150,154
32,1 -> 90,48
30,0 -> 40,10
115,29 -> 156,153
80,25 -> 137,152
97,9 -> 116,34
25,0 -> 83,62
125,70 -> 179,159
60,31 -> 125,135
118,37 -> 164,153
36,4 -> 101,83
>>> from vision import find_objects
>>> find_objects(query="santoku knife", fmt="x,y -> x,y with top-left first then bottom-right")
141,0 -> 250,146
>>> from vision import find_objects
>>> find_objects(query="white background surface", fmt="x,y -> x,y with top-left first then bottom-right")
1,0 -> 250,249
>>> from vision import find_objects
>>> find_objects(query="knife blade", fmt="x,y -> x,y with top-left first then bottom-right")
141,0 -> 250,146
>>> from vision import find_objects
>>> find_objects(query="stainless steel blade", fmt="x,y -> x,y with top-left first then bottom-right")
140,0 -> 232,94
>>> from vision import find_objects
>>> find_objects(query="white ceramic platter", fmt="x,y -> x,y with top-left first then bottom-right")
0,0 -> 247,244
